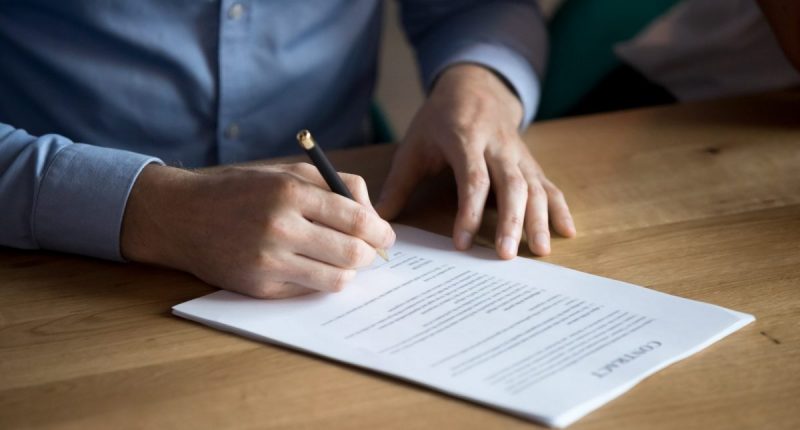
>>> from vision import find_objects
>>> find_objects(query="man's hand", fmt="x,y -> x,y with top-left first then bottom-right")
377,64 -> 575,259
121,163 -> 395,299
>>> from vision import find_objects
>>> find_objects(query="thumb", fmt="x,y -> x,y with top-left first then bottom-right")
376,147 -> 425,220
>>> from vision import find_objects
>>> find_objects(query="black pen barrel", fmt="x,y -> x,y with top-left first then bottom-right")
306,144 -> 354,199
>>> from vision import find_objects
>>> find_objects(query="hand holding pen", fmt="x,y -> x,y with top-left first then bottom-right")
122,136 -> 395,300
297,130 -> 390,261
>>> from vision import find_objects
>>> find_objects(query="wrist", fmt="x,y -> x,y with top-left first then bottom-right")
432,64 -> 524,126
120,164 -> 196,267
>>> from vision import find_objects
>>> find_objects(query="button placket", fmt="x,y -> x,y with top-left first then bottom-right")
216,0 -> 251,163
227,3 -> 244,20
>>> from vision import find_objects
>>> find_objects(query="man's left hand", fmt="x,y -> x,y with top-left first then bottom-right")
376,64 -> 576,259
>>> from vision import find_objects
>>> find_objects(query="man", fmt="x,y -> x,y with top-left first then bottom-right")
0,1 -> 575,298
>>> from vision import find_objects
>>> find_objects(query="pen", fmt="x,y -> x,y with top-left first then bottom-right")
296,129 -> 389,261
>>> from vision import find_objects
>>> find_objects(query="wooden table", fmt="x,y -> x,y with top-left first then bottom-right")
1,92 -> 799,429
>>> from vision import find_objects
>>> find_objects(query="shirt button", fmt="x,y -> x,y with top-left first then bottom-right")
225,123 -> 240,140
228,3 -> 245,20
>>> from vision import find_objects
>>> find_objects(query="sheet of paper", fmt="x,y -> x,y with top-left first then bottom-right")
173,225 -> 754,428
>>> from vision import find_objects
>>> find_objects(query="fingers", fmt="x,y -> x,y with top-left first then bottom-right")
519,158 -> 575,256
182,163 -> 390,301
245,281 -> 316,300
284,163 -> 376,211
340,173 -> 376,211
299,185 -> 395,251
240,207 -> 373,299
376,145 -> 426,220
246,249 -> 358,295
451,150 -> 491,251
282,162 -> 394,248
280,253 -> 357,293
293,221 -> 377,269
243,252 -> 355,298
486,156 -> 527,259
521,171 -> 551,256
542,178 -> 576,238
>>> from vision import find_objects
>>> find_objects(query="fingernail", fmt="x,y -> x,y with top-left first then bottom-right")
534,233 -> 550,253
455,231 -> 472,250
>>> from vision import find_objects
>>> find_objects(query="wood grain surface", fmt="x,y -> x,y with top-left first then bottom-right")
1,91 -> 798,429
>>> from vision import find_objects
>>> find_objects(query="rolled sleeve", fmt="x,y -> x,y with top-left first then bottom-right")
33,143 -> 162,261
402,0 -> 547,127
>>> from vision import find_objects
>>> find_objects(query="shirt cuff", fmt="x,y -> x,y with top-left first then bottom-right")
32,143 -> 163,261
421,43 -> 540,129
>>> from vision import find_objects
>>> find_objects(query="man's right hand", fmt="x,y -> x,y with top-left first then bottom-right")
120,163 -> 396,299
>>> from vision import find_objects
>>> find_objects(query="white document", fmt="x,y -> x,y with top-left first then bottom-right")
173,225 -> 754,428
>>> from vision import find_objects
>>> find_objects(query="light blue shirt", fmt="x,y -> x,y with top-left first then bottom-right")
0,0 -> 545,261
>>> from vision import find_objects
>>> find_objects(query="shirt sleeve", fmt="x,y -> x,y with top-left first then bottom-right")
398,0 -> 547,127
0,123 -> 163,261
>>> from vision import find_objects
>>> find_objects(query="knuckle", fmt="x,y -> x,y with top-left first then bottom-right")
504,174 -> 526,193
254,282 -> 296,300
330,270 -> 352,292
273,172 -> 299,200
548,186 -> 565,200
256,252 -> 280,273
457,196 -> 483,221
345,175 -> 371,203
452,122 -> 481,143
350,206 -> 371,236
528,184 -> 545,199
498,127 -> 521,143
345,174 -> 368,192
527,214 -> 549,231
507,214 -> 524,228
264,215 -> 291,239
343,240 -> 366,267
250,284 -> 276,299
467,170 -> 490,190
290,162 -> 314,175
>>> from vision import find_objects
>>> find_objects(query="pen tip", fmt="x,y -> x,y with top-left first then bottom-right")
297,129 -> 315,150
377,248 -> 389,262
